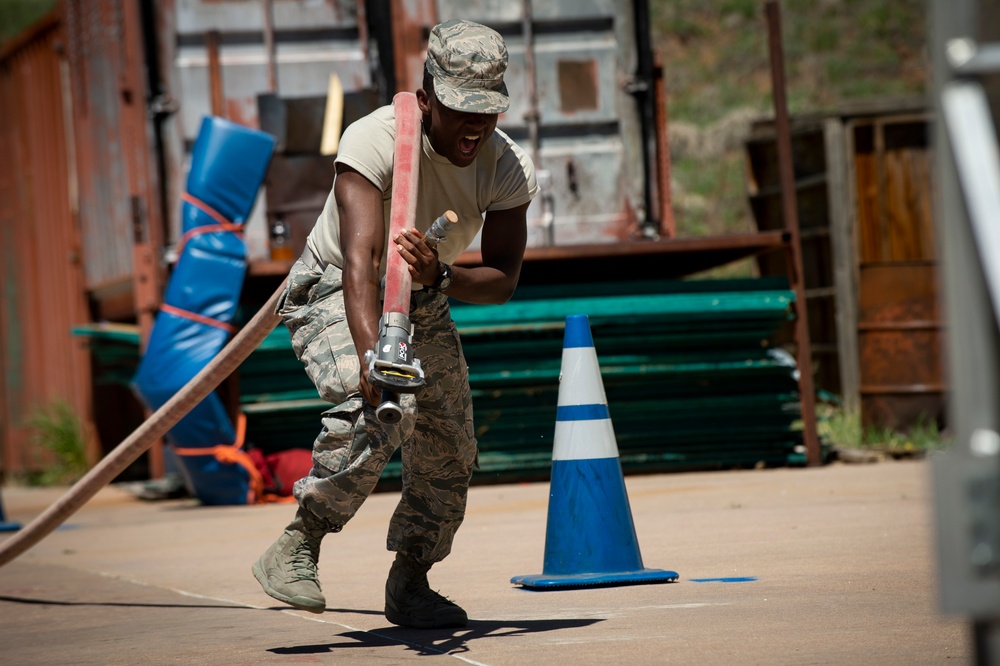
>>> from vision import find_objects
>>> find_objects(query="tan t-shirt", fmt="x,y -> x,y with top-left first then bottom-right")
305,104 -> 537,277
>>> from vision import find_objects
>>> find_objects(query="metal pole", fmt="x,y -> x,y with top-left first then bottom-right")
764,0 -> 821,466
653,48 -> 675,238
521,0 -> 552,245
262,0 -> 277,93
930,1 -> 1000,659
522,0 -> 541,170
631,0 -> 657,235
206,30 -> 225,118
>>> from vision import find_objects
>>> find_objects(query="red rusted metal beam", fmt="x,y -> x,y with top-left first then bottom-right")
765,0 -> 821,466
262,0 -> 277,93
118,0 -> 165,343
452,231 -> 790,284
355,0 -> 369,80
653,48 -> 675,238
206,30 -> 225,118
522,0 -> 541,170
121,0 -> 168,478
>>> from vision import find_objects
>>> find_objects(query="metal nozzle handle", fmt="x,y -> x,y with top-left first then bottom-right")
425,210 -> 458,248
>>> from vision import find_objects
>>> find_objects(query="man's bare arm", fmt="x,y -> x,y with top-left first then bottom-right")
336,164 -> 386,406
394,201 -> 529,305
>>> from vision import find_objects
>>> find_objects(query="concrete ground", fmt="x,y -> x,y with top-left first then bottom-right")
0,459 -> 970,665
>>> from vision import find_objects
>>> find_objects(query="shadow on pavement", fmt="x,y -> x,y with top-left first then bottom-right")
269,618 -> 604,657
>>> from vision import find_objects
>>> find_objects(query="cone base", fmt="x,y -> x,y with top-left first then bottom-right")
0,522 -> 21,532
510,568 -> 679,590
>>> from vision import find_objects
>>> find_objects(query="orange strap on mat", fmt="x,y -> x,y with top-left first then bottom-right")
173,413 -> 264,504
163,192 -> 244,335
176,192 -> 244,257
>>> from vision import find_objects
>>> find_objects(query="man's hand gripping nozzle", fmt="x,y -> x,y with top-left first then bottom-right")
365,210 -> 458,424
364,312 -> 424,423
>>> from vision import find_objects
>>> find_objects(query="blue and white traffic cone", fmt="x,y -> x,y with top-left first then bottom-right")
511,314 -> 678,590
0,488 -> 20,532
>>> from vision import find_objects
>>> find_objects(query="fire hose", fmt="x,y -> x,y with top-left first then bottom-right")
0,92 -> 443,567
364,92 -> 459,424
0,282 -> 285,568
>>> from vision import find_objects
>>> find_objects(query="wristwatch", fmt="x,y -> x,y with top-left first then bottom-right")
432,261 -> 453,291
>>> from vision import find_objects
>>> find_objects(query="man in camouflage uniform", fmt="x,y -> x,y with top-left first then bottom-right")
252,19 -> 537,628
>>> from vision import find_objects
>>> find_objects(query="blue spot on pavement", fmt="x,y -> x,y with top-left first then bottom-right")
689,577 -> 757,583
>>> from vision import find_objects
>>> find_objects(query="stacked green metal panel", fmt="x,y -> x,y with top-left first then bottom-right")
238,277 -> 804,485
72,276 -> 805,485
453,277 -> 804,482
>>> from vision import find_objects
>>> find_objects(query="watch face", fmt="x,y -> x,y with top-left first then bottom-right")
436,263 -> 452,291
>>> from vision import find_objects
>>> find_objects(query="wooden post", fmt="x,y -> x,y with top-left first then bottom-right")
824,118 -> 861,413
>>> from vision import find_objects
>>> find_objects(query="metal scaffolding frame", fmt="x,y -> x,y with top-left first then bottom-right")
931,0 -> 1000,662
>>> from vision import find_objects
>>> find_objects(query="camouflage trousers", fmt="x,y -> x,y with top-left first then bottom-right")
275,256 -> 477,564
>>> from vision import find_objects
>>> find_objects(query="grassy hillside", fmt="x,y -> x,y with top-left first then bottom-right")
650,0 -> 929,254
0,0 -> 56,45
652,0 -> 927,124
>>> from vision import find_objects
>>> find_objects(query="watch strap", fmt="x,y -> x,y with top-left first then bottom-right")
432,261 -> 452,290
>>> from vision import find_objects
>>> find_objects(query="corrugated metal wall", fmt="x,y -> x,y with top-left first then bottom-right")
62,3 -> 133,290
63,0 -> 166,341
0,11 -> 96,474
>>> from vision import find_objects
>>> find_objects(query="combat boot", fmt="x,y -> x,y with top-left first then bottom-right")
384,553 -> 468,629
252,509 -> 327,613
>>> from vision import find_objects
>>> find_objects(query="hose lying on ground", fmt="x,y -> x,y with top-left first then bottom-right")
0,280 -> 286,568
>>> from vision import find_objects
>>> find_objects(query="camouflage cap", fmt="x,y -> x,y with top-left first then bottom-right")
426,19 -> 510,115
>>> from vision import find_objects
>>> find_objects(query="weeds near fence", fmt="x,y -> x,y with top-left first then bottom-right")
818,403 -> 951,454
23,400 -> 89,486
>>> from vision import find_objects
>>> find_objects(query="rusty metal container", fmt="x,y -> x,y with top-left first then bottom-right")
857,262 -> 944,431
851,116 -> 944,431
744,104 -> 944,433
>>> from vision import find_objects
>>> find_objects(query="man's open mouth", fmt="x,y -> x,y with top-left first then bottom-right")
459,134 -> 481,154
